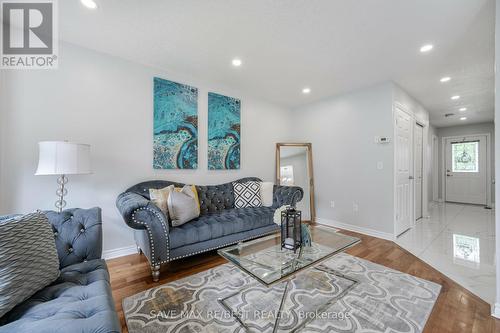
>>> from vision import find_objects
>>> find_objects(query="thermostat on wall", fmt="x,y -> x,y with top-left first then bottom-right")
374,136 -> 391,144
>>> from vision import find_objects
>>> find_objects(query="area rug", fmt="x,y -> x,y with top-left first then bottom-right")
123,253 -> 441,333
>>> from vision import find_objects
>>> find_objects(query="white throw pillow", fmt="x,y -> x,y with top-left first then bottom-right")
167,185 -> 200,227
260,182 -> 274,207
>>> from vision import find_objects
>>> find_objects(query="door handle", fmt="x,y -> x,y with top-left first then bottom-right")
409,176 -> 414,180
447,174 -> 452,177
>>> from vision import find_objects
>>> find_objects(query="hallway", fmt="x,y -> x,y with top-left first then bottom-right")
396,202 -> 496,305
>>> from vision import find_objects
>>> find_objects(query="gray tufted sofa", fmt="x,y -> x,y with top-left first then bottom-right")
0,208 -> 121,333
116,177 -> 303,281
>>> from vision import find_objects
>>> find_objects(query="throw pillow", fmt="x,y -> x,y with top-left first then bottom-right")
149,185 -> 200,218
233,181 -> 263,208
0,212 -> 60,318
260,182 -> 274,207
149,185 -> 174,216
167,185 -> 200,227
185,185 -> 201,216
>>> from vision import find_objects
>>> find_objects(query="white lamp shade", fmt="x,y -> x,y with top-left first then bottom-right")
35,141 -> 92,175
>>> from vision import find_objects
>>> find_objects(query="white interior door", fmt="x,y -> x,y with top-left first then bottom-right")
395,108 -> 413,236
414,124 -> 423,220
445,135 -> 487,205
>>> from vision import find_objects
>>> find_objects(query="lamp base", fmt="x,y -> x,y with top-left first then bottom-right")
55,175 -> 68,213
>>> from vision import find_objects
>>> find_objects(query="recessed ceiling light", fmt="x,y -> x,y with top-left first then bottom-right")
440,77 -> 451,83
451,95 -> 460,100
302,87 -> 311,94
459,107 -> 467,112
231,58 -> 242,67
420,44 -> 434,53
81,0 -> 98,9
460,117 -> 467,121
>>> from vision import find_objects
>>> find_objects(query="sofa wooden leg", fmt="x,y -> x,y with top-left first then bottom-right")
152,265 -> 161,282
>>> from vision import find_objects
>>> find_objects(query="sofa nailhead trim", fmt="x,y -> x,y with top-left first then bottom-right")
131,207 -> 170,266
166,230 -> 278,262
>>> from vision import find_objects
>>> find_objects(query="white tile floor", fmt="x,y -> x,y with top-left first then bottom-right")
396,202 -> 496,305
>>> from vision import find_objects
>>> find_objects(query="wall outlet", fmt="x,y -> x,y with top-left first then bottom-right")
377,161 -> 384,170
352,202 -> 359,212
330,201 -> 335,208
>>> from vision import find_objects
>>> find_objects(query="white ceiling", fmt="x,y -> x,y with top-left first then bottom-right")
59,0 -> 495,127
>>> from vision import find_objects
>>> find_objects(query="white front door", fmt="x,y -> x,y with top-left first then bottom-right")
395,108 -> 413,235
414,124 -> 423,220
445,135 -> 487,205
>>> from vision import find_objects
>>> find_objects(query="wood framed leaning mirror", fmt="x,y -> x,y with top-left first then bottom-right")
276,143 -> 315,223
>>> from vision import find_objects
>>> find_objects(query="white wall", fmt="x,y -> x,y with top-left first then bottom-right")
436,122 -> 495,202
493,0 -> 500,318
392,84 -> 430,126
289,81 -> 431,239
290,82 -> 395,237
0,42 -> 292,252
0,70 -> 5,214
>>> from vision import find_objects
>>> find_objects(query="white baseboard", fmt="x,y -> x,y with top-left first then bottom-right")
103,245 -> 137,260
315,217 -> 395,241
492,303 -> 500,318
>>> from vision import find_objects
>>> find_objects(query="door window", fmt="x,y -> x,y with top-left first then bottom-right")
452,141 -> 479,173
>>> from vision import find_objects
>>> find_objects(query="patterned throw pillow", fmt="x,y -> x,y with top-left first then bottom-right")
149,185 -> 174,216
0,212 -> 60,318
233,181 -> 263,208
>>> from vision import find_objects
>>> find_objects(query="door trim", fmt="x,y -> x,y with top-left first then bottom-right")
414,123 -> 424,222
432,134 -> 439,202
440,133 -> 491,207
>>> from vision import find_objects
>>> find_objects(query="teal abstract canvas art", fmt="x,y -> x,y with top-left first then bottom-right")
208,92 -> 241,170
153,77 -> 198,169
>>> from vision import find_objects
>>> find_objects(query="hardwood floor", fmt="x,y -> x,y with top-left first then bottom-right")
107,230 -> 500,333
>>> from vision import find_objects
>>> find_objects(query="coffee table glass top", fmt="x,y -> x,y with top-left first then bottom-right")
218,224 -> 360,286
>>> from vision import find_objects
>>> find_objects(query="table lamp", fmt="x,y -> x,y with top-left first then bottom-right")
35,141 -> 92,212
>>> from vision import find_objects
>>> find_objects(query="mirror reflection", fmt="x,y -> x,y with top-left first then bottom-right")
276,144 -> 314,222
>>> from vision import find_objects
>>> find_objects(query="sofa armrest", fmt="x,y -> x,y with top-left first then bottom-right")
272,185 -> 304,208
116,192 -> 171,264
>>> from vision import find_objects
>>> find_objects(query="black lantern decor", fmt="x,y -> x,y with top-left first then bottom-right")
281,208 -> 302,252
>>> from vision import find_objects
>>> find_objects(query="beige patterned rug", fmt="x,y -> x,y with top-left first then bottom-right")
123,253 -> 441,332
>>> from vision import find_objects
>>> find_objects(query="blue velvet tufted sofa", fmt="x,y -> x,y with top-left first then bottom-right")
0,208 -> 121,333
116,177 -> 303,281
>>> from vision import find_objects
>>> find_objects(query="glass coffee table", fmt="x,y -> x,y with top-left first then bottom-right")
217,224 -> 360,332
